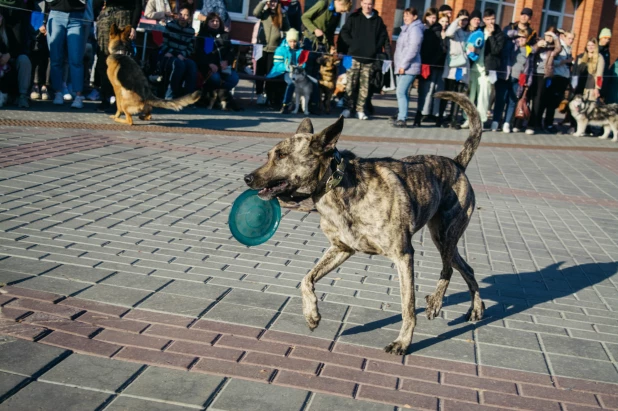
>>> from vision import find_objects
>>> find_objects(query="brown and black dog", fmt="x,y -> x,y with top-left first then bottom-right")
106,24 -> 200,125
316,49 -> 339,114
244,92 -> 485,355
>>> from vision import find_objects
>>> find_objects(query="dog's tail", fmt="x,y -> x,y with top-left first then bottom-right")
146,91 -> 201,111
435,91 -> 482,170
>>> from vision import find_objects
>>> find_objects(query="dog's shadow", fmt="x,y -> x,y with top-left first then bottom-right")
341,261 -> 618,354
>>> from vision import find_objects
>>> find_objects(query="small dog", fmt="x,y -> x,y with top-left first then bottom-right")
290,66 -> 313,115
317,52 -> 339,114
569,95 -> 618,141
244,91 -> 485,355
106,24 -> 200,125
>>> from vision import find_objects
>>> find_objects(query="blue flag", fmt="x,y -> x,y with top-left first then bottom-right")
455,68 -> 463,82
203,37 -> 214,54
31,12 -> 44,31
342,55 -> 352,70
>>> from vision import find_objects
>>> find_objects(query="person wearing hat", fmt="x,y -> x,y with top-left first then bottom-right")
438,4 -> 452,20
598,28 -> 611,100
462,9 -> 491,128
503,7 -> 537,47
267,28 -> 303,113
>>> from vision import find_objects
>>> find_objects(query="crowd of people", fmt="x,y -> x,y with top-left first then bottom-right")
0,0 -> 616,137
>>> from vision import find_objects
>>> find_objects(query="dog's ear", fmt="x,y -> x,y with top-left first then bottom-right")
110,23 -> 120,37
121,25 -> 132,40
311,116 -> 344,153
296,118 -> 314,134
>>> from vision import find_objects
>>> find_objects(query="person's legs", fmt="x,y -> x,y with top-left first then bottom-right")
415,77 -> 429,123
66,11 -> 85,95
183,59 -> 198,94
431,69 -> 444,117
354,62 -> 372,114
504,78 -> 519,125
207,72 -> 223,90
47,10 -> 68,95
492,78 -> 508,125
544,76 -> 568,128
396,74 -> 415,122
168,58 -> 187,97
345,59 -> 361,112
16,55 -> 32,96
282,73 -> 294,104
255,51 -> 267,95
528,75 -> 544,130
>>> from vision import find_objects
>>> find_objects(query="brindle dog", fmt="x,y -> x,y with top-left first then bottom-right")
244,92 -> 485,355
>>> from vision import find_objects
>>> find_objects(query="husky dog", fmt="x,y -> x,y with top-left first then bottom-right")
106,24 -> 200,125
290,66 -> 313,115
244,92 -> 485,355
569,95 -> 618,141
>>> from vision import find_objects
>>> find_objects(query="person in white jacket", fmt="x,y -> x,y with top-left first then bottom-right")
145,0 -> 174,25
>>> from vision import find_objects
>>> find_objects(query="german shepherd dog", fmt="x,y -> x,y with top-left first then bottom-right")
316,52 -> 339,114
244,92 -> 485,355
569,95 -> 618,141
106,24 -> 201,125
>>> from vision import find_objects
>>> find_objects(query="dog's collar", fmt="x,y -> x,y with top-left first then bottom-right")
286,149 -> 346,202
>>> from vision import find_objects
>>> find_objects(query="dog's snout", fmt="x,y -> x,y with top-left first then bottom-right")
244,174 -> 254,185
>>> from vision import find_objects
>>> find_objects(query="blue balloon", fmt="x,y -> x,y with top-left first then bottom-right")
228,189 -> 281,246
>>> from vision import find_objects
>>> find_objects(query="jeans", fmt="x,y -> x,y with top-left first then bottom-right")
161,56 -> 198,98
47,10 -> 84,94
395,74 -> 416,121
493,78 -> 519,125
207,69 -> 239,91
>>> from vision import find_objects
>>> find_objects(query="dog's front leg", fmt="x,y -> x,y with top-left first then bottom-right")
293,92 -> 300,114
574,120 -> 587,137
301,246 -> 353,330
385,252 -> 416,355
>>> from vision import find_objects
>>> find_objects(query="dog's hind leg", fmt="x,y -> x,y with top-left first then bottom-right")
610,120 -> 618,142
385,250 -> 416,355
301,246 -> 353,330
599,125 -> 611,139
425,218 -> 455,320
452,251 -> 484,321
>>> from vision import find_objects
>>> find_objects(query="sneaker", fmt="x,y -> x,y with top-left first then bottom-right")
53,92 -> 64,105
110,96 -> 116,104
356,112 -> 368,120
461,120 -> 469,129
502,123 -> 511,133
41,87 -> 49,100
279,104 -> 290,114
86,88 -> 100,101
256,94 -> 267,105
392,120 -> 406,128
491,121 -> 499,131
62,85 -> 73,101
525,128 -> 535,135
17,94 -> 29,108
30,86 -> 41,100
341,109 -> 351,118
71,95 -> 84,109
512,127 -> 520,133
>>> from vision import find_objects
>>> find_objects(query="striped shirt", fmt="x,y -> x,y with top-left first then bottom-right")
160,20 -> 195,58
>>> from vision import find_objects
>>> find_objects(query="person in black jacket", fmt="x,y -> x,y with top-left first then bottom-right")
414,8 -> 446,127
339,0 -> 390,120
196,13 -> 239,92
598,28 -> 611,101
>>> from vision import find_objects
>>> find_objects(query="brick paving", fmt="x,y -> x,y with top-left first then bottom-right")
0,111 -> 617,410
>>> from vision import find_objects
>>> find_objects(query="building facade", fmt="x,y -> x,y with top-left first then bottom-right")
229,0 -> 617,62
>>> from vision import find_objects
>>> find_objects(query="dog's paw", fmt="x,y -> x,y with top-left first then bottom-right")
305,311 -> 321,330
465,301 -> 485,322
424,294 -> 443,320
384,340 -> 408,355
599,135 -> 609,139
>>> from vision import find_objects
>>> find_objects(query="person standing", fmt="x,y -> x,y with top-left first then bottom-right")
439,10 -> 470,129
598,28 -> 611,101
392,7 -> 423,128
413,8 -> 445,127
253,0 -> 289,106
339,0 -> 390,120
525,28 -> 562,135
544,29 -> 574,133
481,9 -> 504,131
301,0 -> 351,114
93,0 -> 142,112
438,4 -> 452,20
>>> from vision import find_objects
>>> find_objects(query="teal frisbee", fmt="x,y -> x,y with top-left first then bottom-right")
229,189 -> 281,246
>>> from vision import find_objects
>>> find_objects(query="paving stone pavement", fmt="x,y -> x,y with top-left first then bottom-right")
0,117 -> 617,410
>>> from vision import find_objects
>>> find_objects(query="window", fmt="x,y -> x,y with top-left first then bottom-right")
540,0 -> 578,33
474,0 -> 515,29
